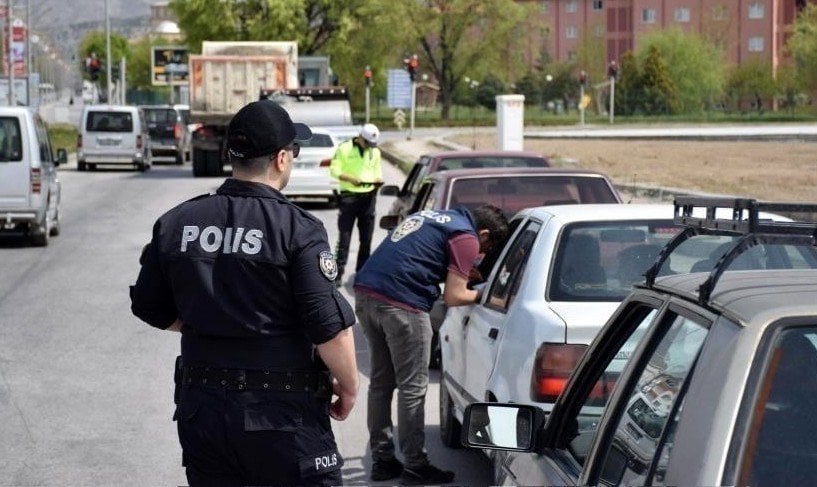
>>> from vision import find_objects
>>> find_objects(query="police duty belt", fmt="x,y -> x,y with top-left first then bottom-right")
182,365 -> 331,395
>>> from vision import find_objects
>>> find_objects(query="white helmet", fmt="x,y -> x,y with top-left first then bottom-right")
360,123 -> 380,146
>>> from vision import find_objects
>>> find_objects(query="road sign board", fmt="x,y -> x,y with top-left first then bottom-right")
387,69 -> 411,109
152,46 -> 189,86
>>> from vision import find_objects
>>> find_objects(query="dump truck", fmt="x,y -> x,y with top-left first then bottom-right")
188,41 -> 353,177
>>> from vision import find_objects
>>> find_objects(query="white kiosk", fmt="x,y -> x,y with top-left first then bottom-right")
496,94 -> 525,151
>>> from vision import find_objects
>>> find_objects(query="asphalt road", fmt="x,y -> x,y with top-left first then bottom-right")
0,152 -> 489,485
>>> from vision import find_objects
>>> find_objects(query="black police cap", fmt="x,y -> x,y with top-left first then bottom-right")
226,99 -> 312,160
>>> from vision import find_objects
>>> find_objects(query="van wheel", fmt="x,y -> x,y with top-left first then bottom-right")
439,371 -> 462,448
30,214 -> 49,247
49,205 -> 61,237
137,162 -> 147,172
78,161 -> 87,171
175,151 -> 184,165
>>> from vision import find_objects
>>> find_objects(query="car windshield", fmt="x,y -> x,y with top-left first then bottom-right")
436,156 -> 546,170
299,133 -> 334,148
549,220 -> 682,301
86,111 -> 134,132
448,175 -> 618,219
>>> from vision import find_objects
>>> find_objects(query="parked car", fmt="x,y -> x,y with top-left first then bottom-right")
460,197 -> 817,486
0,106 -> 67,246
77,105 -> 152,172
141,105 -> 189,164
383,167 -> 622,368
439,204 -> 684,449
380,150 -> 551,225
281,128 -> 339,205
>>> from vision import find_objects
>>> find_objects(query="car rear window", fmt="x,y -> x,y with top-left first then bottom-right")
300,133 -> 334,148
448,175 -> 618,218
0,117 -> 22,161
436,156 -> 547,171
549,220 -> 682,301
143,109 -> 176,123
86,111 -> 134,132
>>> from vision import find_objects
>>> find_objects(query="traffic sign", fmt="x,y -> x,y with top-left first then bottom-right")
393,109 -> 406,130
387,69 -> 412,109
152,46 -> 189,86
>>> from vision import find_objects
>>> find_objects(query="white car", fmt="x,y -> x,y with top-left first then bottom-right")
439,204 -> 684,449
282,128 -> 339,205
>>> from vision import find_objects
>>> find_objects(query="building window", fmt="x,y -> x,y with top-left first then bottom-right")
567,51 -> 577,61
566,0 -> 578,13
712,5 -> 728,20
749,2 -> 765,19
539,0 -> 549,13
566,26 -> 578,38
642,8 -> 656,23
748,36 -> 764,51
595,24 -> 605,37
593,0 -> 603,11
674,7 -> 691,22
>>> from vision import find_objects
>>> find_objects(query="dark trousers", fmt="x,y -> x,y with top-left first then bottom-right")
336,191 -> 376,279
175,385 -> 343,487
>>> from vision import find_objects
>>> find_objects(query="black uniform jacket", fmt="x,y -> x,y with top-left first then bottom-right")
130,178 -> 355,370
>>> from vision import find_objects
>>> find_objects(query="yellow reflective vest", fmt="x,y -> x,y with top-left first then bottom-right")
329,139 -> 382,193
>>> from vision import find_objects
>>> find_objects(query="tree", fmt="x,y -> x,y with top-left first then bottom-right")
78,31 -> 130,89
394,0 -> 525,119
637,28 -> 725,113
725,60 -> 776,113
640,46 -> 680,115
614,51 -> 643,115
168,0 -> 368,55
787,4 -> 817,96
127,36 -> 176,91
475,74 -> 505,109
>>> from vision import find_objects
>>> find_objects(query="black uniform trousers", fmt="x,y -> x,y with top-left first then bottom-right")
175,385 -> 343,487
335,191 -> 377,280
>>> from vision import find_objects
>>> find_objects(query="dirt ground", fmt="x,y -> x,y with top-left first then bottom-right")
450,134 -> 817,202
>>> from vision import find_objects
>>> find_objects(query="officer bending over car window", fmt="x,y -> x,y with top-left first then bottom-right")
130,99 -> 359,487
353,205 -> 509,484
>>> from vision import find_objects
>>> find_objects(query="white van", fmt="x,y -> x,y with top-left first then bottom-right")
0,107 -> 68,246
77,105 -> 152,171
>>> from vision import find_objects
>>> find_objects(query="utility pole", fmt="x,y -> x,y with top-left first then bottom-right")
105,0 -> 112,103
364,65 -> 372,123
25,0 -> 30,106
608,61 -> 618,124
7,0 -> 15,106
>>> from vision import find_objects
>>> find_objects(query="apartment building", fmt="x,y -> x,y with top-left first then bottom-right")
517,0 -> 813,75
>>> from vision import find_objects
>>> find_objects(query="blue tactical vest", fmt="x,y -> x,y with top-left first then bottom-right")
355,207 -> 477,311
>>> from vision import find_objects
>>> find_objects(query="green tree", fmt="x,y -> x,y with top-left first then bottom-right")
395,0 -> 525,119
640,45 -> 680,115
515,71 -> 541,106
725,60 -> 776,113
168,0 -> 368,55
475,74 -> 505,109
637,28 -> 724,113
78,31 -> 131,92
614,51 -> 643,115
576,31 -> 606,87
787,4 -> 817,95
127,36 -> 176,91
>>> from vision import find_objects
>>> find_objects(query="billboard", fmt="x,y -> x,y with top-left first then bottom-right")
152,46 -> 188,86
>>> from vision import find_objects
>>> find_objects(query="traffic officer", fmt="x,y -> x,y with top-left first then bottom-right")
130,99 -> 359,487
329,123 -> 383,286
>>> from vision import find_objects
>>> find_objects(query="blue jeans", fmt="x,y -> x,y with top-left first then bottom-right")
355,292 -> 432,469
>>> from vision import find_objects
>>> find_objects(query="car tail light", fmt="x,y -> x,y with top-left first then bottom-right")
319,158 -> 331,167
174,122 -> 183,141
31,167 -> 42,194
136,134 -> 143,150
77,134 -> 83,149
530,343 -> 588,402
194,124 -> 212,138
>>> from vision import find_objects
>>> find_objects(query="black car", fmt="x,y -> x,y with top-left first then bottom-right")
140,105 -> 189,164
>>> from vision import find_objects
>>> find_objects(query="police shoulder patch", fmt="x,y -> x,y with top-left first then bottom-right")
318,250 -> 338,281
390,215 -> 424,242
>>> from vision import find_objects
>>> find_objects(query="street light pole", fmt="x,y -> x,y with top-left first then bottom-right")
7,0 -> 15,106
105,0 -> 112,103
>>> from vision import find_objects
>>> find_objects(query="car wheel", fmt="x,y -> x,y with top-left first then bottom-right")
439,371 -> 462,449
49,203 -> 61,237
137,162 -> 147,172
78,160 -> 87,171
30,212 -> 49,247
175,151 -> 184,165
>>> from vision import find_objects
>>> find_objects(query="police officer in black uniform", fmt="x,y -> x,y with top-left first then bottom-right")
130,99 -> 359,487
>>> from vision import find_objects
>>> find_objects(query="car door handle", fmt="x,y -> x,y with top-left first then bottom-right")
488,328 -> 498,340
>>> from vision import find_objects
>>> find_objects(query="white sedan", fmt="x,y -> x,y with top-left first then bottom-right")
282,128 -> 339,205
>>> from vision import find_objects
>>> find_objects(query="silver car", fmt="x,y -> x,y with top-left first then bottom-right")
282,128 -> 338,205
461,197 -> 817,486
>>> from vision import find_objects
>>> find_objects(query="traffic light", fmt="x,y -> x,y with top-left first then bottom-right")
364,65 -> 372,87
578,70 -> 588,86
404,53 -> 419,82
607,60 -> 619,79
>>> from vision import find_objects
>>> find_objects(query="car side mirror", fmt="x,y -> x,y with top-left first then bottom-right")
462,403 -> 545,452
56,148 -> 68,166
379,184 -> 399,196
379,215 -> 400,230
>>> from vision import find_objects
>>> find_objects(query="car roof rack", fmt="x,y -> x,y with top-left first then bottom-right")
645,196 -> 817,305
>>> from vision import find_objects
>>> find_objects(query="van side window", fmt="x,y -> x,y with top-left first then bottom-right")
35,119 -> 53,163
0,117 -> 23,162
